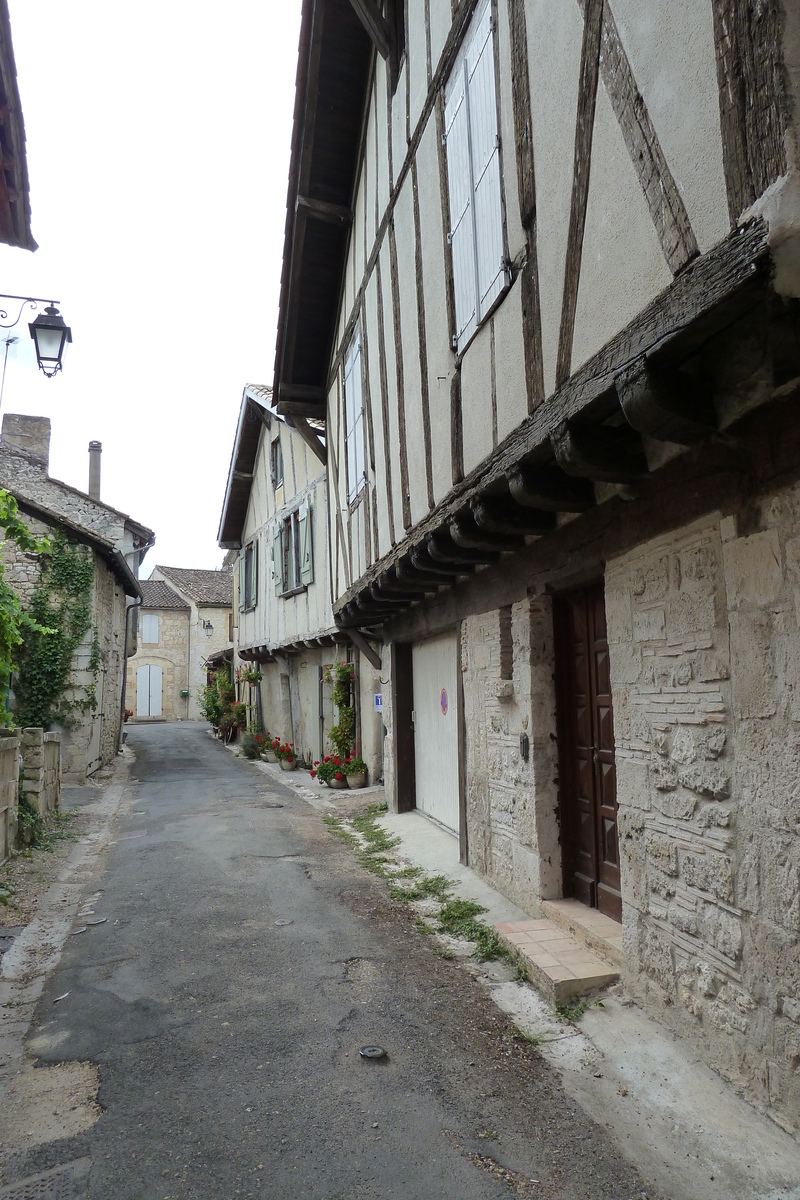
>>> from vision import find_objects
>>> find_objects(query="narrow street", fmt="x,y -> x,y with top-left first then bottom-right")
1,724 -> 657,1200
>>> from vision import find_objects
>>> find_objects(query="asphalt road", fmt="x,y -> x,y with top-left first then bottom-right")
11,723 -> 655,1199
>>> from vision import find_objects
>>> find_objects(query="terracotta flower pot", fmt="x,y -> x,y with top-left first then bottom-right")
328,777 -> 348,789
347,772 -> 366,789
279,758 -> 296,772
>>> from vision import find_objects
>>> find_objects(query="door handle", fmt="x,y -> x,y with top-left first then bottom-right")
592,745 -> 599,768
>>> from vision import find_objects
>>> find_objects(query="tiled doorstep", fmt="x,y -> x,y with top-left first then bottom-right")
495,918 -> 619,1004
541,897 -> 625,968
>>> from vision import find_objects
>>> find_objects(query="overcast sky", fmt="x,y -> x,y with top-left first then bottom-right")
0,0 -> 302,575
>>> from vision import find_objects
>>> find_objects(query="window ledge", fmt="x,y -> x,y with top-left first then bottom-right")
279,585 -> 307,599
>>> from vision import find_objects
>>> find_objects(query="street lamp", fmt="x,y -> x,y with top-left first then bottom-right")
0,294 -> 72,378
28,306 -> 72,377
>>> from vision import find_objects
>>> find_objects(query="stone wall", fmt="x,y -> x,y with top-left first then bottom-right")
606,504 -> 800,1126
461,598 -> 561,911
20,727 -> 61,815
0,730 -> 19,863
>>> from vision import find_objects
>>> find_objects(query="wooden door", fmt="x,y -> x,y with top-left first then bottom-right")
555,582 -> 621,922
136,664 -> 162,718
412,632 -> 460,834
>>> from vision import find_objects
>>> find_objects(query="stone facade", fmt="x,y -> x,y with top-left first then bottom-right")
20,727 -> 61,816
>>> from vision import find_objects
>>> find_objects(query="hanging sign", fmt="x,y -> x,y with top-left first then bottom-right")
374,693 -> 383,713
440,688 -> 448,716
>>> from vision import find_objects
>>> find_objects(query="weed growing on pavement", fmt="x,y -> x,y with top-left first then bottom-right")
388,873 -> 452,902
437,898 -> 515,964
555,994 -> 605,1025
322,814 -> 358,847
512,1024 -> 545,1047
323,805 -> 400,878
0,877 -> 16,907
16,802 -> 78,853
414,918 -> 434,935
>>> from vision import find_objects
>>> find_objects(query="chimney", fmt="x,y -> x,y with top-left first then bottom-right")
88,440 -> 102,500
1,414 -> 51,468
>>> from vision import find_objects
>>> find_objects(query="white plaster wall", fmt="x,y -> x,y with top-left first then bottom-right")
612,0 -> 730,252
460,318 -> 494,476
496,0 -> 526,264
393,177 -> 429,527
526,0 -> 584,399
429,0 -> 452,73
379,239 -> 408,538
363,273 -> 394,559
408,0 -> 429,132
570,80 -> 673,376
416,118 -> 454,504
375,57 -> 391,217
492,278 -> 529,444
364,100 -> 377,254
392,61 -> 408,185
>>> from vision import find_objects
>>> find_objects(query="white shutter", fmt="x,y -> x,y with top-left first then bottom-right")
445,59 -> 478,351
466,0 -> 506,317
148,665 -> 163,718
252,536 -> 259,603
298,501 -> 314,584
136,664 -> 150,717
239,553 -> 246,611
142,613 -> 159,644
273,529 -> 283,595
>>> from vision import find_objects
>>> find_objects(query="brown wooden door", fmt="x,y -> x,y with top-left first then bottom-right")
555,582 -> 622,922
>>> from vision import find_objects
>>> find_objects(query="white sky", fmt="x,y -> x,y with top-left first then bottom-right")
0,0 -> 302,574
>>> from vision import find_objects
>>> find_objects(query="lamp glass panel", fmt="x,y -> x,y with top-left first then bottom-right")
34,327 -> 65,360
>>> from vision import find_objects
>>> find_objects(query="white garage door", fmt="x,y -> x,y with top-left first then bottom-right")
136,664 -> 162,718
412,632 -> 460,833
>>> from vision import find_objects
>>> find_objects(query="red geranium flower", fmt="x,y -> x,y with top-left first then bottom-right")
334,772 -> 344,781
310,770 -> 317,778
324,756 -> 330,763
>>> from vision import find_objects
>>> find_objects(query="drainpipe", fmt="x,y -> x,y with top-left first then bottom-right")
118,597 -> 141,752
186,609 -> 192,720
88,440 -> 102,500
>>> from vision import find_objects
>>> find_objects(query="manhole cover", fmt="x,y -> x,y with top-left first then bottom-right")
0,1158 -> 90,1199
359,1045 -> 387,1059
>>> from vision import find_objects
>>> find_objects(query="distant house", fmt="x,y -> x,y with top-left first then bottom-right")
218,385 -> 382,770
126,565 -> 233,721
0,414 -> 154,777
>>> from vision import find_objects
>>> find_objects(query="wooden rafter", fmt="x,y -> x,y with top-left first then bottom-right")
347,0 -> 391,59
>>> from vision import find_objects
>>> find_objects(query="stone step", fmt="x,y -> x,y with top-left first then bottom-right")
494,917 -> 619,1004
541,898 -> 625,969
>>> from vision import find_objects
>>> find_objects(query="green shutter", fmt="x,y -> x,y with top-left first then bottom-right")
239,552 -> 246,611
298,501 -> 313,585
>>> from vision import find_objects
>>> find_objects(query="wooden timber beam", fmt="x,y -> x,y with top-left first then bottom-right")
450,513 -> 525,552
276,401 -> 326,421
347,627 -> 382,670
371,582 -> 421,603
427,531 -> 500,566
290,415 -> 327,465
507,464 -> 595,512
396,559 -> 447,588
616,358 -> 717,445
347,0 -> 391,59
374,568 -> 433,596
551,420 -> 648,483
232,469 -> 253,482
278,384 -> 326,405
296,194 -> 353,226
471,496 -> 557,535
410,547 -> 469,577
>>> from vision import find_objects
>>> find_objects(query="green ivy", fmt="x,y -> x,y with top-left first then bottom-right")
0,490 -> 51,726
14,530 -> 99,730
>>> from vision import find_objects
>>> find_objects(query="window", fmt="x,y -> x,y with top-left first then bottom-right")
271,436 -> 283,489
273,501 -> 314,596
343,329 -> 365,503
443,0 -> 508,353
239,540 -> 257,611
228,611 -> 234,642
141,612 -> 159,644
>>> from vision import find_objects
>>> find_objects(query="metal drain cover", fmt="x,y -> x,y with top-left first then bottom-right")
359,1045 -> 387,1059
0,1158 -> 90,1200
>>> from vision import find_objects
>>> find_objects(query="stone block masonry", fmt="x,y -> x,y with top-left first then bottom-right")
20,727 -> 61,816
607,503 -> 800,1126
0,730 -> 19,862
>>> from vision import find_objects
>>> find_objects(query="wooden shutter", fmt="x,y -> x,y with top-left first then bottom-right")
142,612 -> 159,643
252,536 -> 259,604
239,552 -> 246,610
298,501 -> 314,584
273,528 -> 283,595
148,664 -> 163,718
445,57 -> 478,352
466,0 -> 506,318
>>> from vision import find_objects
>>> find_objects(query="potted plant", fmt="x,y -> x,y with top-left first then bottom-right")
323,661 -> 356,759
275,742 -> 297,771
345,756 -> 368,789
311,756 -> 347,788
264,737 -> 280,763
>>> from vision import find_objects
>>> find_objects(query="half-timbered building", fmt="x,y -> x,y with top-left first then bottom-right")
218,385 -> 384,774
273,0 -> 800,1125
